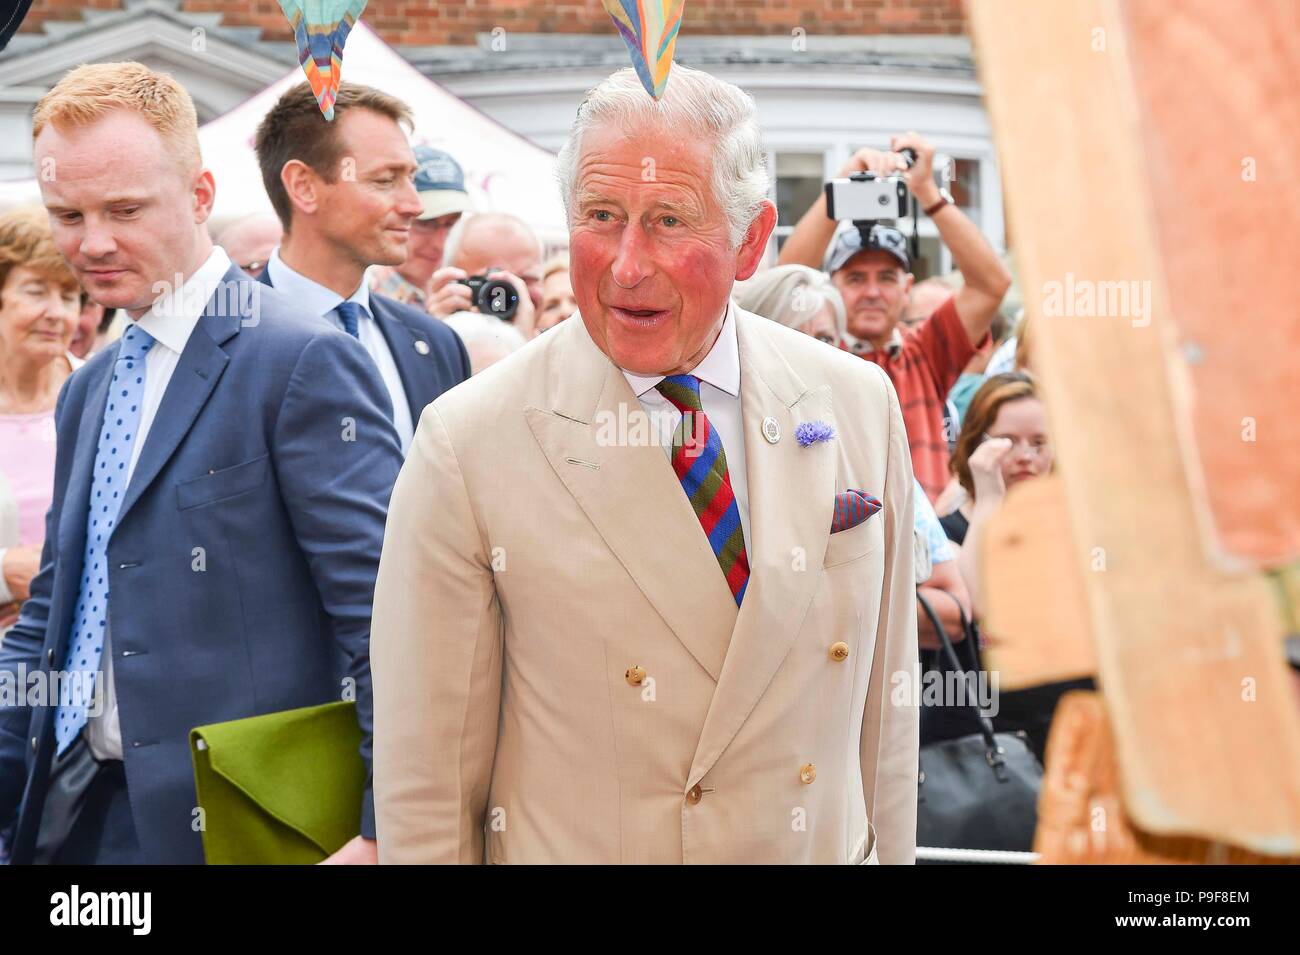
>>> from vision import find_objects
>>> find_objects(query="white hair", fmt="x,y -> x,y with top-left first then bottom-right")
555,65 -> 772,248
444,212 -> 542,272
442,310 -> 528,375
734,264 -> 847,342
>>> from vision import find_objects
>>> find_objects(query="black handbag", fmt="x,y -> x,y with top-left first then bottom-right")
915,590 -> 1043,855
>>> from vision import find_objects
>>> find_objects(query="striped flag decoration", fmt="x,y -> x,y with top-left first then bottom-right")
601,0 -> 687,100
277,0 -> 369,120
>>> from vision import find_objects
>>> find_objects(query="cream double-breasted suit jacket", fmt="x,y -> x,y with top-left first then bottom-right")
372,303 -> 919,864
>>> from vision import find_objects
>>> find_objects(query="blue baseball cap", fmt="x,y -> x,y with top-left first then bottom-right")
825,221 -> 909,274
413,146 -> 474,220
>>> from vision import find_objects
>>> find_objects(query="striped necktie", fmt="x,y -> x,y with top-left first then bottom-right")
655,375 -> 750,606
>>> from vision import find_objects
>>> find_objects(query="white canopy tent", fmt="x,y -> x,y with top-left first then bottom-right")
0,22 -> 568,246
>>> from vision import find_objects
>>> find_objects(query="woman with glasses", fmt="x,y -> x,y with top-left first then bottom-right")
930,371 -> 1092,762
733,263 -> 846,349
941,372 -> 1051,546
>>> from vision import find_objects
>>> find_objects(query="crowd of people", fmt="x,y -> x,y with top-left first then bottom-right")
738,140 -> 1089,766
0,57 -> 1071,864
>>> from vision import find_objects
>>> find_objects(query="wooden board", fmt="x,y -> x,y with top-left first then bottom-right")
969,0 -> 1300,853
1120,0 -> 1300,567
980,475 -> 1095,690
1035,692 -> 1298,864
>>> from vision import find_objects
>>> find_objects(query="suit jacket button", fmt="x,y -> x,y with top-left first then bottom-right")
829,642 -> 850,662
625,665 -> 646,686
31,737 -> 38,752
800,763 -> 817,785
414,340 -> 430,355
46,648 -> 54,665
686,784 -> 703,805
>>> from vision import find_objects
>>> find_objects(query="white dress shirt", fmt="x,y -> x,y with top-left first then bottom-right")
87,246 -> 232,760
620,301 -> 751,552
266,250 -> 415,453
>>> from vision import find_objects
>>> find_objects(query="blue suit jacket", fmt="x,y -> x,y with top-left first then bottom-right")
0,265 -> 404,863
257,268 -> 470,425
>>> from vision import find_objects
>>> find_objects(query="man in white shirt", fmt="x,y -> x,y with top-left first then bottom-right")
253,82 -> 470,454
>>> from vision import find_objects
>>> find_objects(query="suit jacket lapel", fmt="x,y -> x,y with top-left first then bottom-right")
369,296 -> 433,424
114,268 -> 246,527
524,318 -> 738,681
688,311 -> 836,788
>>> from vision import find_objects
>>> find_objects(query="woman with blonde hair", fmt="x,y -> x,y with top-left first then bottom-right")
537,252 -> 577,334
0,207 -> 84,629
733,263 -> 846,347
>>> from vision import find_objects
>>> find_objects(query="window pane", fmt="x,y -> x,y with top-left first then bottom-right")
775,151 -> 824,230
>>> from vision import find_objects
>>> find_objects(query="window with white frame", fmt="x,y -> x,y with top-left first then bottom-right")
762,147 -> 993,278
771,150 -> 825,256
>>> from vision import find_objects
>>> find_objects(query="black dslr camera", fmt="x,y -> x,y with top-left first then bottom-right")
456,270 -> 519,321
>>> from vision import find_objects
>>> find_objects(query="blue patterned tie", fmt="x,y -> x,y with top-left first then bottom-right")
336,301 -> 367,338
55,323 -> 155,754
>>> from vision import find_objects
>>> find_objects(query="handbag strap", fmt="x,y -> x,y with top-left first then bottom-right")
916,588 -> 1000,751
936,587 -> 983,674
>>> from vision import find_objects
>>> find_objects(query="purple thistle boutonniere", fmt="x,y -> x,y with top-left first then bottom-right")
795,421 -> 835,447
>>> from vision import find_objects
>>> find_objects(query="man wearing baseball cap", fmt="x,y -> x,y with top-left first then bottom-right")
370,145 -> 474,307
780,133 -> 1012,502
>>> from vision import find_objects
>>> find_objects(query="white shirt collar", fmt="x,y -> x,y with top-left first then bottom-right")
133,246 -> 232,354
267,247 -> 370,319
843,326 -> 904,359
621,300 -> 741,398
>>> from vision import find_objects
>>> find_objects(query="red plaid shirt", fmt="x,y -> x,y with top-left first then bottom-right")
850,295 -> 986,503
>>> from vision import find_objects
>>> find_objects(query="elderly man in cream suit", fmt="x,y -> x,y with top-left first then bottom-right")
372,65 -> 918,864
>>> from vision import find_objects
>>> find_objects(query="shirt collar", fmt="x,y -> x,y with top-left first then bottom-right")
267,247 -> 370,319
132,246 -> 232,354
843,326 -> 904,359
621,300 -> 741,399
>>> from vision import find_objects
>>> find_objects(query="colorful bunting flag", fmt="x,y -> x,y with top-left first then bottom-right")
278,0 -> 369,120
601,0 -> 687,100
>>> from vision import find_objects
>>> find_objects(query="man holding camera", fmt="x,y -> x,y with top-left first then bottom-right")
425,212 -> 545,338
779,133 -> 1011,503
253,82 -> 470,454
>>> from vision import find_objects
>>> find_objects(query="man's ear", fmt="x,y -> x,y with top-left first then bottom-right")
192,168 -> 216,224
734,201 -> 777,281
280,159 -> 320,220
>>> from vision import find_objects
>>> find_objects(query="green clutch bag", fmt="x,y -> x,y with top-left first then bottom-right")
190,700 -> 365,865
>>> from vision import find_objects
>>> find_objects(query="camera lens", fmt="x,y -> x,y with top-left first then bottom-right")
477,278 -> 519,321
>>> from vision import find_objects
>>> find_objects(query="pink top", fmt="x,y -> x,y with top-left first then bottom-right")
0,408 -> 59,547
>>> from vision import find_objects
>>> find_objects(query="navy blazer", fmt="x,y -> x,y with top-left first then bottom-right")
0,266 -> 404,863
257,268 -> 470,426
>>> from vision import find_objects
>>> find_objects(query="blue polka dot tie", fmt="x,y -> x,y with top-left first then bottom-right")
55,323 -> 155,754
336,301 -> 366,338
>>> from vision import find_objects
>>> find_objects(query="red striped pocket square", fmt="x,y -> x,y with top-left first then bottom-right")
830,488 -> 882,534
